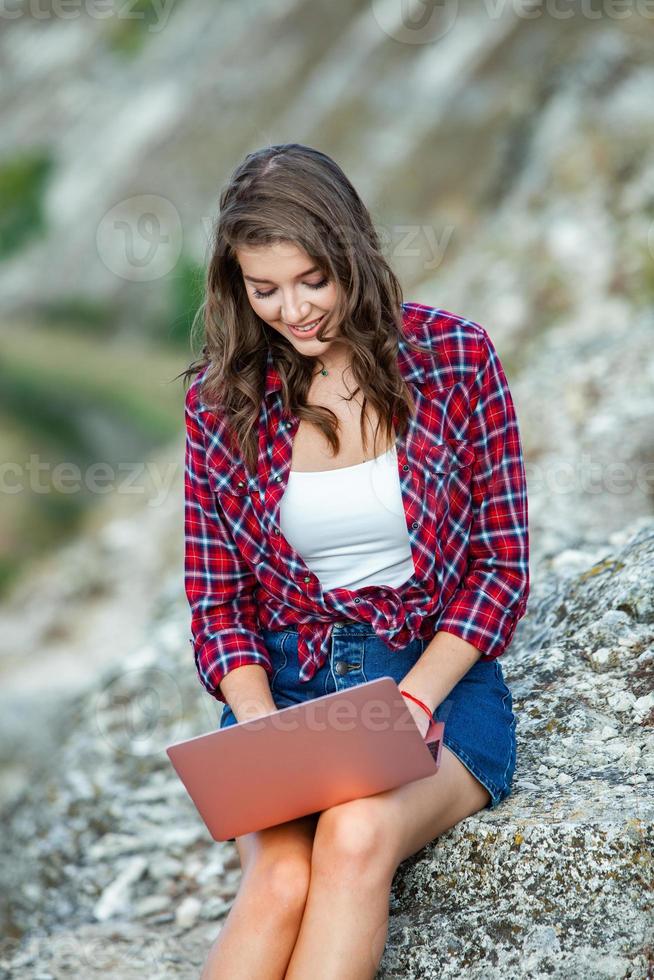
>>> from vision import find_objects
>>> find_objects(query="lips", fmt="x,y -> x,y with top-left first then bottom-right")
286,314 -> 326,338
286,316 -> 322,329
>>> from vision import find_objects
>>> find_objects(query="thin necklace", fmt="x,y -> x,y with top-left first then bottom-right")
315,360 -> 351,378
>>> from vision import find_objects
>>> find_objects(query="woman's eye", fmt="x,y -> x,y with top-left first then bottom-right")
253,278 -> 329,300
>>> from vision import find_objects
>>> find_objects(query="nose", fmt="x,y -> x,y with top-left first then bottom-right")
280,291 -> 312,325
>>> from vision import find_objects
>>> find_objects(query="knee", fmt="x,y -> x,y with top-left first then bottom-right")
245,853 -> 311,915
312,800 -> 391,872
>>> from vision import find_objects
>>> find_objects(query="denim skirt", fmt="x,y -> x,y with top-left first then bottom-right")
218,620 -> 517,821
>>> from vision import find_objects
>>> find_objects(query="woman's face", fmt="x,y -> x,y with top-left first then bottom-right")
236,241 -> 345,359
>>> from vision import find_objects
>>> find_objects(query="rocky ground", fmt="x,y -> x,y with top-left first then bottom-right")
1,518 -> 652,979
2,1 -> 654,976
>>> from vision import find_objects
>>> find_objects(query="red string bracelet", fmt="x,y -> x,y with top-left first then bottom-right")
400,689 -> 433,722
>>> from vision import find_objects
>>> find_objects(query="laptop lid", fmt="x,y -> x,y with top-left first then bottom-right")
166,676 -> 444,842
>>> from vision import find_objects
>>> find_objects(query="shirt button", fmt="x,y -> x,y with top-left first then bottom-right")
303,575 -> 311,583
412,521 -> 419,529
402,464 -> 409,471
275,475 -> 282,482
354,597 -> 361,603
274,528 -> 280,535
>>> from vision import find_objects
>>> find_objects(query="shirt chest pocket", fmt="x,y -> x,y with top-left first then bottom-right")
421,438 -> 475,527
208,461 -> 254,495
207,461 -> 267,567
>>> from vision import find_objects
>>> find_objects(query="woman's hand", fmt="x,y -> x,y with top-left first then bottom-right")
402,695 -> 431,739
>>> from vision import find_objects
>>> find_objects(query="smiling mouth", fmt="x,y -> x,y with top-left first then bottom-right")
285,315 -> 325,334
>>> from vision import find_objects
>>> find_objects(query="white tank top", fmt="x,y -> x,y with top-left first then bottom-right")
278,444 -> 415,592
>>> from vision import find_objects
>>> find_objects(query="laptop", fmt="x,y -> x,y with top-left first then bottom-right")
166,676 -> 444,841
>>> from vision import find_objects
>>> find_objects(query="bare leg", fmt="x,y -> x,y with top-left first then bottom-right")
285,746 -> 491,979
200,813 -> 319,979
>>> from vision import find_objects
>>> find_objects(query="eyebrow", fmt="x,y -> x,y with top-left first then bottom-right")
242,265 -> 321,284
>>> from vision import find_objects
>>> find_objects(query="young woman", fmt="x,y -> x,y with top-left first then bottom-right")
181,143 -> 529,979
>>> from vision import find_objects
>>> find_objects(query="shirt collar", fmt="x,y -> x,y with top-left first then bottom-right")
263,304 -> 428,400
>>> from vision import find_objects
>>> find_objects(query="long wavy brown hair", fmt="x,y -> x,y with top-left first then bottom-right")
176,143 -> 434,478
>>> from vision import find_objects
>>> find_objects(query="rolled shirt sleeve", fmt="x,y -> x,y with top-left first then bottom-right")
434,326 -> 530,658
184,386 -> 273,704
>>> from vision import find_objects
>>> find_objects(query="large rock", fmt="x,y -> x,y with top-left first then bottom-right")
383,519 -> 654,978
1,522 -> 651,979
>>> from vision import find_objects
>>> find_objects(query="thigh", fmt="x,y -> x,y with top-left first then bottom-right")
236,811 -> 321,875
313,742 -> 492,871
381,742 -> 492,864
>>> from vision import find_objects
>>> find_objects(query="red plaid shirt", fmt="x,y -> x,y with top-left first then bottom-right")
184,303 -> 530,705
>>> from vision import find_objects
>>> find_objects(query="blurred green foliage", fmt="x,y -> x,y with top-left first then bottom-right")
104,0 -> 185,57
162,252 -> 206,349
39,296 -> 116,336
0,325 -> 187,600
0,148 -> 54,259
0,556 -> 19,598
